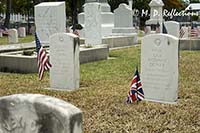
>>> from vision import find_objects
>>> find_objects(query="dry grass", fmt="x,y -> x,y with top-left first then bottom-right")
0,46 -> 200,132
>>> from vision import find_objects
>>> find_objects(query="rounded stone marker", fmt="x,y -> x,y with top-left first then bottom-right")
0,94 -> 82,133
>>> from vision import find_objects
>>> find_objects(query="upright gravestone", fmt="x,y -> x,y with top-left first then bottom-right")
112,3 -> 136,35
35,2 -> 66,43
164,21 -> 180,38
141,34 -> 179,104
146,0 -> 164,32
50,33 -> 79,90
0,32 -> 2,37
85,2 -> 102,45
78,0 -> 114,38
0,94 -> 82,133
18,27 -> 26,37
8,29 -> 18,43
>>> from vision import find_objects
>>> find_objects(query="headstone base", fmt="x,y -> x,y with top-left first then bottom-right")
112,27 -> 136,34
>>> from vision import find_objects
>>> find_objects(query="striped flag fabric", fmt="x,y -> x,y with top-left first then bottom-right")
35,33 -> 52,80
190,23 -> 198,38
155,22 -> 160,33
127,68 -> 144,103
179,26 -> 185,38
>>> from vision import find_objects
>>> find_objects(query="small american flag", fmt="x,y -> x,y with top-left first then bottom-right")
127,68 -> 144,103
35,33 -> 52,80
179,26 -> 185,38
190,23 -> 198,38
155,22 -> 160,33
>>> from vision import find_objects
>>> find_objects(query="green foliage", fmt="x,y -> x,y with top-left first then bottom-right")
108,0 -> 129,12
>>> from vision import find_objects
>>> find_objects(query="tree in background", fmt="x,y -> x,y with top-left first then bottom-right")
163,0 -> 184,11
4,0 -> 11,28
108,0 -> 129,12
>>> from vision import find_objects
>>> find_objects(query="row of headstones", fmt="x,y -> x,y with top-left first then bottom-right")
35,1 -> 178,104
0,33 -> 178,132
49,30 -> 178,105
145,21 -> 200,39
34,1 -> 136,44
0,32 -> 179,133
0,13 -> 28,22
0,27 -> 26,43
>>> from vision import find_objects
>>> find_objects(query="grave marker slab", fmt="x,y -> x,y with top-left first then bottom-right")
0,94 -> 82,133
8,29 -> 18,43
164,21 -> 180,38
18,27 -> 26,37
85,3 -> 102,45
35,2 -> 66,43
141,34 -> 179,104
50,33 -> 79,90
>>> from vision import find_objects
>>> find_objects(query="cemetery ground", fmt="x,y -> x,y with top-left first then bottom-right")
0,44 -> 200,132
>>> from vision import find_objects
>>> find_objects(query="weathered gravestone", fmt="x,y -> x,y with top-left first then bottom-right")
0,32 -> 2,37
35,2 -> 66,43
18,27 -> 26,37
164,21 -> 180,38
112,3 -> 135,35
0,94 -> 82,133
50,33 -> 79,90
141,34 -> 179,104
8,29 -> 18,43
85,2 -> 102,45
146,0 -> 164,32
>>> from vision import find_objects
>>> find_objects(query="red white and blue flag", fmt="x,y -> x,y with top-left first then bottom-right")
190,23 -> 198,37
179,26 -> 185,38
35,33 -> 52,80
127,68 -> 144,103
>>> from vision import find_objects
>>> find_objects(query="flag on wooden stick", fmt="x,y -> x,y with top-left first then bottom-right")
35,33 -> 52,80
127,67 -> 144,103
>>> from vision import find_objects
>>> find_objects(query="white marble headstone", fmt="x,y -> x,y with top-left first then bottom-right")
164,21 -> 180,38
114,4 -> 132,27
0,94 -> 82,133
18,27 -> 26,37
35,2 -> 66,43
85,3 -> 102,45
146,0 -> 164,32
141,34 -> 179,104
8,29 -> 18,43
50,33 -> 79,90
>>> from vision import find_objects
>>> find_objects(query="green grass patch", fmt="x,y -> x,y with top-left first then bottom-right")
0,35 -> 34,45
0,46 -> 200,132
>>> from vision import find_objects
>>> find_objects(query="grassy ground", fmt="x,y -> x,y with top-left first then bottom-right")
0,35 -> 34,45
0,46 -> 200,132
